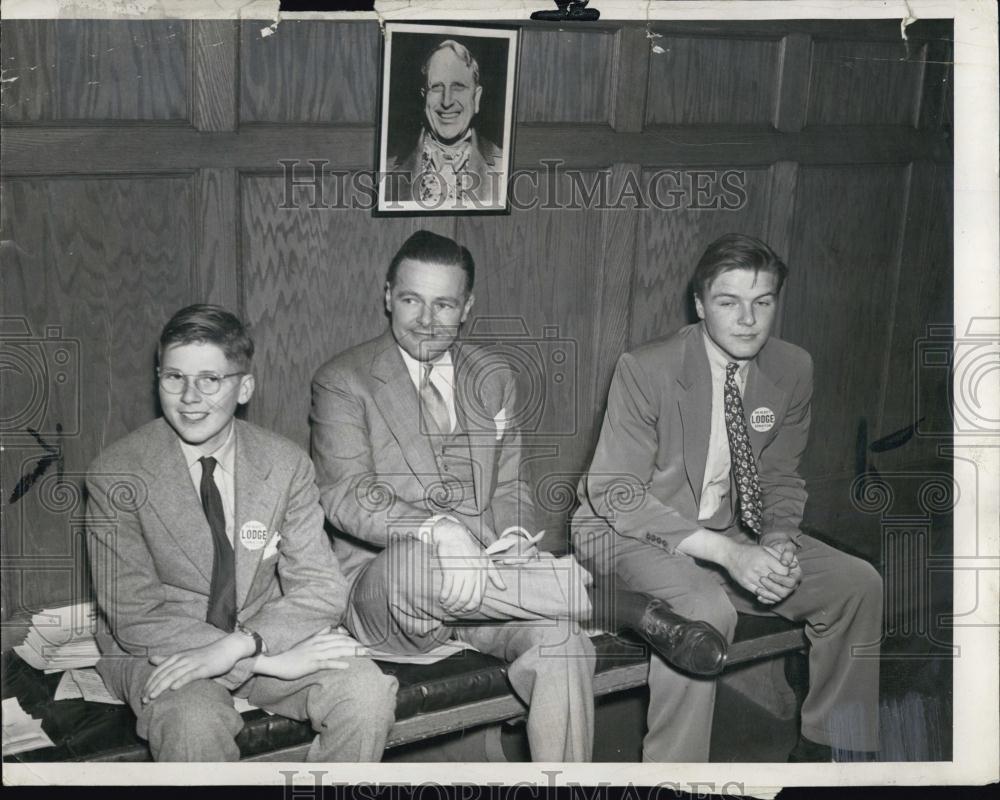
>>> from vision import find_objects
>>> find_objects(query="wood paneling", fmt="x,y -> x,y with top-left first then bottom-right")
1,20 -> 57,123
645,35 -> 781,126
2,20 -> 189,123
455,172 -> 607,546
1,18 -> 956,607
610,29 -> 651,133
780,165 -> 909,478
878,162 -> 953,469
240,175 -> 453,447
806,40 -> 927,127
193,20 -> 238,132
0,176 -> 194,613
1,125 -> 952,177
240,21 -> 379,125
629,166 -> 774,347
517,30 -> 614,124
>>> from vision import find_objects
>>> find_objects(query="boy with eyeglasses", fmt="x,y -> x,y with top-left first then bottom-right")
85,304 -> 397,762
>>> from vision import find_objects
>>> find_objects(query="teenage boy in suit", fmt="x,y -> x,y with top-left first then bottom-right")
86,304 -> 398,762
573,234 -> 882,762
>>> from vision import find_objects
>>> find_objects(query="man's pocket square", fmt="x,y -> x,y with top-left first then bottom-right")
261,532 -> 282,560
493,407 -> 508,440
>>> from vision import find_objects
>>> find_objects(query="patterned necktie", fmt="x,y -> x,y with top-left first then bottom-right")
724,362 -> 763,536
199,456 -> 236,631
420,363 -> 452,435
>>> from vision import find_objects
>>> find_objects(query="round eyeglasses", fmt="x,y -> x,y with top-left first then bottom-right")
157,369 -> 245,396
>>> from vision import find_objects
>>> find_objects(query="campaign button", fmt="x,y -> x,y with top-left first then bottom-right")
749,407 -> 776,432
239,520 -> 270,551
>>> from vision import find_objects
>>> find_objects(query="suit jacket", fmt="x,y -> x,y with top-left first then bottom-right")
385,128 -> 504,205
310,330 -> 536,583
572,322 -> 813,557
86,418 -> 349,691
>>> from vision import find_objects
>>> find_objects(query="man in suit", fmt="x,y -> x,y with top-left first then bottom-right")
385,39 -> 504,208
573,233 -> 882,762
310,230 -> 595,761
86,304 -> 397,762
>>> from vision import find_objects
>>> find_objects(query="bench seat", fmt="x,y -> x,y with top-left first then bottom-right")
2,616 -> 806,763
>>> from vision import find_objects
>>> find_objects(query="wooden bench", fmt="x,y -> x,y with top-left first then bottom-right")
2,615 -> 807,763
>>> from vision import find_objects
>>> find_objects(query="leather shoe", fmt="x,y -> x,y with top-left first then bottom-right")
636,597 -> 728,676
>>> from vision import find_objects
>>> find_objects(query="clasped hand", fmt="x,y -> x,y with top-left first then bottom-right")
725,537 -> 802,605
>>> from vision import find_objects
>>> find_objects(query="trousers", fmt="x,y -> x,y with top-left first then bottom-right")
100,651 -> 398,762
588,530 -> 882,762
346,538 -> 596,761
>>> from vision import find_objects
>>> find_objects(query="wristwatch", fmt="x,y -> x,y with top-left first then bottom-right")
235,622 -> 264,658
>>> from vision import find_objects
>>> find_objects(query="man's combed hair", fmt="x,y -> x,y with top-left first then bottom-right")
386,230 -> 475,294
421,39 -> 481,88
158,304 -> 254,371
692,233 -> 788,299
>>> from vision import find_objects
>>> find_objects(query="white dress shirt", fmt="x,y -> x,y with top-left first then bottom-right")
698,331 -> 750,522
397,345 -> 458,433
180,421 -> 236,546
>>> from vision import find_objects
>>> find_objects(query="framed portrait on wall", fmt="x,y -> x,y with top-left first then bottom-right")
376,22 -> 519,215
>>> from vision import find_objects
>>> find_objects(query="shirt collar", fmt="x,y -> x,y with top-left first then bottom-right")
701,327 -> 751,381
178,420 -> 236,476
396,345 -> 454,386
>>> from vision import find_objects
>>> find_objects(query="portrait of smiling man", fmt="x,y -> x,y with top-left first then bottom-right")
573,233 -> 884,763
384,36 -> 507,209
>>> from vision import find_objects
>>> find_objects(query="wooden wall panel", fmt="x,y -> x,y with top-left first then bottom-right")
645,35 -> 781,126
517,30 -> 614,124
780,165 -> 909,479
1,21 -> 57,123
455,172 -> 607,545
806,40 -> 926,127
629,166 -> 774,347
878,162 -> 953,470
2,20 -> 189,123
240,21 -> 379,125
240,174 -> 454,447
0,176 -> 194,613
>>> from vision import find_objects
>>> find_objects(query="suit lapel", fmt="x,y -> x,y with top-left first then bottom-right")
232,422 -> 280,610
370,333 -> 443,489
141,421 -> 214,584
743,353 -> 789,461
677,327 -> 713,504
453,343 -> 496,512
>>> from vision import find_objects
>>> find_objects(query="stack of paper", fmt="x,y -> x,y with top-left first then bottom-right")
1,698 -> 54,756
13,602 -> 101,673
54,669 -> 123,705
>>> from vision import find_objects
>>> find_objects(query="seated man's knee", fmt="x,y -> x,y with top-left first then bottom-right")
145,682 -> 242,745
685,587 -> 738,641
311,659 -> 398,728
846,556 -> 882,606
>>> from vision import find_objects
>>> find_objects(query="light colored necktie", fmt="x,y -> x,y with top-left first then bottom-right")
420,362 -> 452,435
724,362 -> 763,535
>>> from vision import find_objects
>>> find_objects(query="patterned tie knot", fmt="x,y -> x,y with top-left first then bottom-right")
200,456 -> 217,478
726,362 -> 739,380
